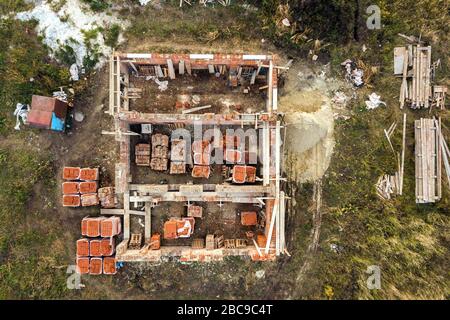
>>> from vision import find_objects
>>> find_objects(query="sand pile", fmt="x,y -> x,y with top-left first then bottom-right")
280,64 -> 339,182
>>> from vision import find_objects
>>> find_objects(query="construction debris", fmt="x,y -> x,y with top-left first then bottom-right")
98,187 -> 116,208
13,103 -> 30,130
69,63 -> 79,81
365,93 -> 386,110
341,59 -> 364,87
376,114 -> 407,200
331,91 -> 348,106
433,85 -> 447,109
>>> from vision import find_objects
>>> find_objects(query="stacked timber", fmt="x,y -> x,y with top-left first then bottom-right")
376,174 -> 400,200
395,45 -> 432,109
414,118 -> 442,203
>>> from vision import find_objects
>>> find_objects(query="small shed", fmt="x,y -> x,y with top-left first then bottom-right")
27,95 -> 68,131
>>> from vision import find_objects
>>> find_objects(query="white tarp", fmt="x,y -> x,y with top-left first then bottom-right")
13,103 -> 30,130
16,0 -> 126,68
365,93 -> 386,110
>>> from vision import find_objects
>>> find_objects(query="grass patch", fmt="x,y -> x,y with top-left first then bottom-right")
0,146 -> 70,299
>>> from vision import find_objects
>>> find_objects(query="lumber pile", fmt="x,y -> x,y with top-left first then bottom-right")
376,114 -> 407,200
395,45 -> 432,109
414,118 -> 442,203
376,174 -> 401,200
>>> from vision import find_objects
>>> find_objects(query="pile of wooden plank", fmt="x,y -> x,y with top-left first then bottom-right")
376,174 -> 400,200
376,114 -> 407,200
414,118 -> 442,203
395,45 -> 432,109
150,133 -> 169,171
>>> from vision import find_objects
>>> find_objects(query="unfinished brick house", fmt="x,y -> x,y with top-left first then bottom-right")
105,52 -> 287,262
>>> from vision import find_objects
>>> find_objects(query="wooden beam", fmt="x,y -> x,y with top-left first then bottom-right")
400,113 -> 406,194
144,202 -> 151,241
179,60 -> 185,75
167,59 -> 176,79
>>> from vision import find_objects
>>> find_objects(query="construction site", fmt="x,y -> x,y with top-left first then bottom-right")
72,52 -> 288,272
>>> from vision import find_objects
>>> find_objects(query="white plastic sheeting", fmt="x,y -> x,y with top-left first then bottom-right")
13,103 -> 30,130
365,92 -> 386,110
16,0 -> 125,68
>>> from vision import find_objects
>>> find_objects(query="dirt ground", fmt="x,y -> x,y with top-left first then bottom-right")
130,70 -> 267,114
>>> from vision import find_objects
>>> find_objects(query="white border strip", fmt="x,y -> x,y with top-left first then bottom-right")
189,54 -> 214,60
126,53 -> 152,59
243,55 -> 267,60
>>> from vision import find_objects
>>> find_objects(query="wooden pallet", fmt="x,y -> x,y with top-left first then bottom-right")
129,233 -> 142,250
192,238 -> 204,249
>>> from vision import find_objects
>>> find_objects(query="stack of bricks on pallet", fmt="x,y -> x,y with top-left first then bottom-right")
62,167 -> 99,207
150,133 -> 169,171
135,143 -> 150,166
170,139 -> 186,174
192,140 -> 211,178
76,216 -> 122,275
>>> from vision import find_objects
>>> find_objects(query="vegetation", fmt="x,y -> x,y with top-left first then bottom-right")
104,24 -> 121,49
81,0 -> 110,12
0,147 -> 70,299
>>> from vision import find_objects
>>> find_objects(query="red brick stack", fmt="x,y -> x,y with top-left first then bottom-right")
76,216 -> 121,275
62,167 -> 99,207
